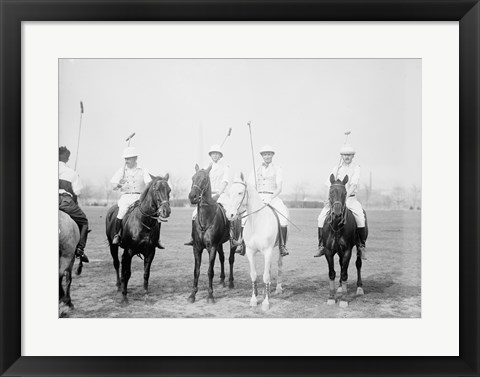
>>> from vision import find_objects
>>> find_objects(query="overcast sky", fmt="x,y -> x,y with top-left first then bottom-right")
59,58 -> 421,196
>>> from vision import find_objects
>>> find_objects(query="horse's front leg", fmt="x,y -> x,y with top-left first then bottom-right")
356,252 -> 364,295
217,243 -> 226,288
187,246 -> 202,303
120,250 -> 133,304
325,251 -> 336,305
206,246 -> 217,304
246,248 -> 258,307
261,248 -> 274,311
143,249 -> 156,300
276,251 -> 284,294
110,244 -> 121,291
338,248 -> 352,308
228,241 -> 236,289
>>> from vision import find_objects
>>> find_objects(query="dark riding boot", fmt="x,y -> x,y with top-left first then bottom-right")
75,225 -> 90,263
184,220 -> 194,246
157,239 -> 165,249
357,227 -> 367,260
314,227 -> 325,258
112,218 -> 122,245
279,226 -> 289,257
233,227 -> 246,256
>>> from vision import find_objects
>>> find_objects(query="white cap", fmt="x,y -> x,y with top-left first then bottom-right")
208,144 -> 223,157
339,144 -> 356,155
122,147 -> 139,158
259,144 -> 275,155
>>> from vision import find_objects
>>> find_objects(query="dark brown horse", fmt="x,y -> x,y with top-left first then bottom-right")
59,210 -> 81,311
106,175 -> 171,303
187,164 -> 238,304
322,174 -> 368,308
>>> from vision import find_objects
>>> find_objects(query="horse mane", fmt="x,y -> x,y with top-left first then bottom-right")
139,179 -> 155,203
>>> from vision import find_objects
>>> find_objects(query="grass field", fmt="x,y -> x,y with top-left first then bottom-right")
62,206 -> 421,318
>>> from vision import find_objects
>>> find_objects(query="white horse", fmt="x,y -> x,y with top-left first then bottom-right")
224,173 -> 283,311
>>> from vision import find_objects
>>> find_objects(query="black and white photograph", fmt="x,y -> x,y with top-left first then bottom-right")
58,58 -> 421,318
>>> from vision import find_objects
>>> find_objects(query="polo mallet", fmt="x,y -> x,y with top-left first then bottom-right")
74,101 -> 84,170
247,121 -> 257,189
219,127 -> 232,147
121,132 -> 136,181
336,130 -> 351,179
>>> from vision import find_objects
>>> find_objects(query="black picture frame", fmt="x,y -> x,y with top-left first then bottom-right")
1,1 -> 479,376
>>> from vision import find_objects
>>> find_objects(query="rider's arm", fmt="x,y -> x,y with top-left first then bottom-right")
110,167 -> 124,190
346,165 -> 361,197
271,166 -> 283,200
218,164 -> 230,196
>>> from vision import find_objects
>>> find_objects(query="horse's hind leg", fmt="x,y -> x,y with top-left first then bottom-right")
110,244 -> 121,291
275,252 -> 284,294
120,250 -> 132,304
246,249 -> 258,307
325,252 -> 336,305
217,244 -> 226,288
355,254 -> 364,295
261,248 -> 274,311
206,246 -> 218,304
228,242 -> 236,289
188,247 -> 202,303
143,250 -> 156,300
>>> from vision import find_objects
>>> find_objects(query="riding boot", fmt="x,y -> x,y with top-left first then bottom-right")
112,218 -> 122,245
234,227 -> 246,256
157,239 -> 165,249
357,227 -> 367,260
75,225 -> 90,263
279,226 -> 289,257
314,227 -> 325,258
184,220 -> 194,246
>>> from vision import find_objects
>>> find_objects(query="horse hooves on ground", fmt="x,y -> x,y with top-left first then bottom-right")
356,287 -> 364,295
207,297 -> 216,304
327,298 -> 336,305
250,298 -> 258,307
187,295 -> 196,304
336,286 -> 343,293
228,282 -> 235,289
339,300 -> 349,308
120,297 -> 129,306
261,301 -> 270,311
275,286 -> 284,295
218,281 -> 226,288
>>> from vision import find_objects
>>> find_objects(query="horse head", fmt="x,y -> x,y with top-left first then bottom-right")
225,172 -> 248,221
329,173 -> 349,218
144,174 -> 171,221
188,164 -> 212,204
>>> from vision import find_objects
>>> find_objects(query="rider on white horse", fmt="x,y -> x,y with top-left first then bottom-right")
110,146 -> 164,249
314,143 -> 367,259
184,144 -> 231,246
234,144 -> 291,257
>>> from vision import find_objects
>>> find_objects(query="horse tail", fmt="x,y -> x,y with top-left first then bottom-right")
75,259 -> 83,276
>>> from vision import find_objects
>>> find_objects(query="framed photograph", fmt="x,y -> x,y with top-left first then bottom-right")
1,0 -> 479,376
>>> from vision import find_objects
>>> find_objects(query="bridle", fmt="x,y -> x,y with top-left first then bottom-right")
327,183 -> 347,231
232,181 -> 268,219
139,179 -> 170,223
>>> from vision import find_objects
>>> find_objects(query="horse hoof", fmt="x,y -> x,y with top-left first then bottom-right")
275,286 -> 284,295
336,286 -> 343,293
262,301 -> 270,311
327,298 -> 336,305
207,297 -> 216,304
187,295 -> 196,304
250,298 -> 258,307
339,300 -> 348,308
219,281 -> 226,288
121,298 -> 129,306
228,282 -> 235,289
356,287 -> 364,296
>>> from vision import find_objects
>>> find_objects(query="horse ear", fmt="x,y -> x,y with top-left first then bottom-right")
195,164 -> 199,172
149,173 -> 156,180
342,175 -> 349,185
206,164 -> 212,173
330,174 -> 335,184
164,173 -> 169,181
240,172 -> 244,181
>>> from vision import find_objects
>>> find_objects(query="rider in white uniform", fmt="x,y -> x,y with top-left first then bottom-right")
184,144 -> 230,246
235,145 -> 290,257
110,147 -> 163,249
314,143 -> 367,259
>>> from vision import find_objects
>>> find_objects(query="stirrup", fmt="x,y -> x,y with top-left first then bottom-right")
235,243 -> 245,256
112,234 -> 121,245
157,241 -> 165,249
184,239 -> 194,246
279,246 -> 289,257
75,248 -> 89,263
314,245 -> 325,258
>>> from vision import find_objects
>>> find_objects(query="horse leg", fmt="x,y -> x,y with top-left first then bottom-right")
275,251 -> 284,294
110,244 -> 121,291
63,268 -> 74,308
120,250 -> 132,304
228,242 -> 235,289
262,248 -> 274,311
143,250 -> 156,300
246,249 -> 258,307
338,249 -> 352,308
206,246 -> 217,304
188,247 -> 202,303
325,252 -> 336,305
218,243 -> 226,288
356,254 -> 364,295
59,275 -> 65,301
337,253 -> 344,294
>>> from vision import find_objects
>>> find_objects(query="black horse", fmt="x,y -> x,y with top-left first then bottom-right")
187,164 -> 238,304
106,175 -> 171,303
322,174 -> 368,307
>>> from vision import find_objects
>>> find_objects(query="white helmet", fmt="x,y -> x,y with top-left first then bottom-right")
339,144 -> 356,155
122,146 -> 139,158
259,144 -> 275,155
208,144 -> 223,157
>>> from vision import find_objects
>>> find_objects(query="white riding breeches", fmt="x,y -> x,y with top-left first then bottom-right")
117,193 -> 141,219
192,192 -> 229,220
317,196 -> 365,227
242,194 -> 289,227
